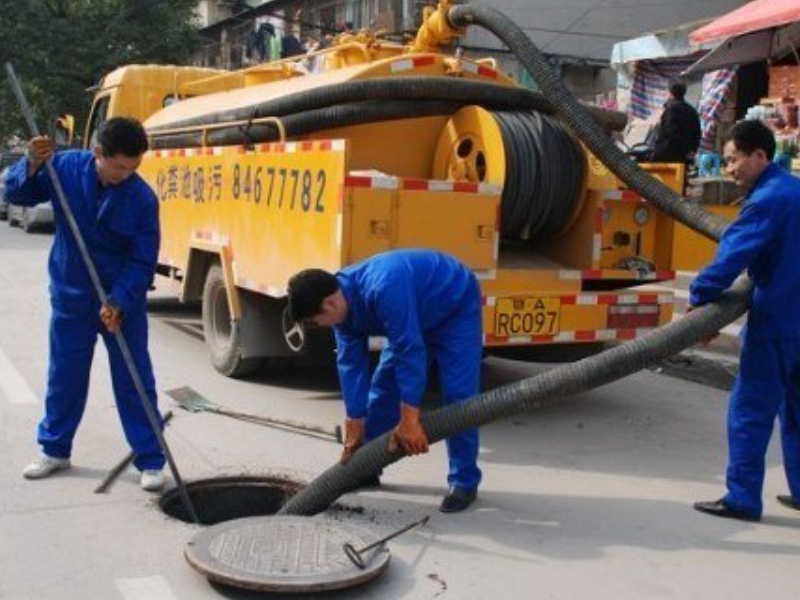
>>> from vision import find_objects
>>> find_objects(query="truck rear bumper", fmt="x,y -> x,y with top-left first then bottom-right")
482,290 -> 673,346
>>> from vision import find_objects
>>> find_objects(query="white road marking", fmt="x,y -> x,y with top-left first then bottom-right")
0,346 -> 39,405
115,576 -> 178,600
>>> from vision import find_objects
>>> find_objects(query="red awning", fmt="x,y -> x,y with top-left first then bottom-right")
690,0 -> 800,45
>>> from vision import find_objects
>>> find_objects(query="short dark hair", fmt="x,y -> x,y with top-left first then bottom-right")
97,117 -> 148,157
727,119 -> 776,160
669,79 -> 686,99
287,269 -> 340,323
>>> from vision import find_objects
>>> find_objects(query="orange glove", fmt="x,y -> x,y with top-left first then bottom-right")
388,404 -> 429,456
27,136 -> 54,176
340,417 -> 365,464
100,303 -> 123,334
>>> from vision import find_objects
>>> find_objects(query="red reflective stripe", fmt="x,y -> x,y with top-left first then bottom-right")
402,178 -> 428,190
561,296 -> 577,305
344,176 -> 373,188
638,294 -> 658,304
413,56 -> 435,67
300,141 -> 314,151
616,329 -> 636,340
582,270 -> 603,279
454,182 -> 479,193
532,335 -> 553,343
575,331 -> 596,341
319,140 -> 332,151
478,65 -> 498,79
597,294 -> 617,305
486,334 -> 508,344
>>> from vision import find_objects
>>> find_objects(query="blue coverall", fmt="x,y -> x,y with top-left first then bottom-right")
690,163 -> 800,517
5,150 -> 165,470
334,249 -> 482,491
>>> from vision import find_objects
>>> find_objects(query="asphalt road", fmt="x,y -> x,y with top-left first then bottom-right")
1,223 -> 798,600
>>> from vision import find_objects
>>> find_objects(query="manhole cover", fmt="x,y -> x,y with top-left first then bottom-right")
185,515 -> 390,593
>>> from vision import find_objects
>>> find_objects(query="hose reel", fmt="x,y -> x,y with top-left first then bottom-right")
433,105 -> 586,244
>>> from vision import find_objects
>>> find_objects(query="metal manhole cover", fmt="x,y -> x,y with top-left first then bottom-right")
185,516 -> 391,593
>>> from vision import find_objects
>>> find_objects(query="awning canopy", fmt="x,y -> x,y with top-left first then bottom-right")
684,20 -> 800,75
690,0 -> 800,45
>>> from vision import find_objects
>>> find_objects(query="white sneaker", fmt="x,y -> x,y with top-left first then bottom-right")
23,454 -> 71,479
140,469 -> 165,492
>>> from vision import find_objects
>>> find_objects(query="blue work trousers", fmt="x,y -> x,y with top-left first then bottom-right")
38,303 -> 165,471
365,285 -> 483,491
724,339 -> 800,517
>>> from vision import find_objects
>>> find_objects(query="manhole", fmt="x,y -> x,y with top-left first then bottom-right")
185,515 -> 390,593
160,476 -> 302,525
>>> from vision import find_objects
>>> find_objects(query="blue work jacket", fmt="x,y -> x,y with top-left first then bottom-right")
334,249 -> 476,418
690,163 -> 800,341
5,151 -> 159,314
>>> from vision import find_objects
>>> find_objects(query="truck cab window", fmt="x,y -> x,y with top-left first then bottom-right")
86,96 -> 110,149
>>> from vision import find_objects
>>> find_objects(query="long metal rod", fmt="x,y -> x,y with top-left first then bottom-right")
95,411 -> 174,494
5,62 -> 200,525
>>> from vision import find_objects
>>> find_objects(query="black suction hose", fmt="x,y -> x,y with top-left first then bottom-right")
147,76 -> 627,134
280,4 -> 751,517
281,278 -> 751,516
151,100 -> 465,149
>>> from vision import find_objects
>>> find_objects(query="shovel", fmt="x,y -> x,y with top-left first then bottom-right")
166,386 -> 342,444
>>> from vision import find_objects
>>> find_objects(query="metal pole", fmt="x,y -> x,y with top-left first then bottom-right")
95,411 -> 174,494
5,62 -> 200,525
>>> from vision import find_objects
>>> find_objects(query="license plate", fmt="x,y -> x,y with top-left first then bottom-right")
494,297 -> 561,336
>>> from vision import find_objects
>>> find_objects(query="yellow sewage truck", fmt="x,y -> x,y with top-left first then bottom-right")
78,2 -> 679,377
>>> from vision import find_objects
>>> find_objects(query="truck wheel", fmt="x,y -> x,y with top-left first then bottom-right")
201,264 -> 263,378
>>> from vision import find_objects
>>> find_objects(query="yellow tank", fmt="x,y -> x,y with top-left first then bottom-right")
81,3 -> 679,376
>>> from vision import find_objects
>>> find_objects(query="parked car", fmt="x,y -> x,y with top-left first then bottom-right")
8,201 -> 55,232
0,166 -> 9,221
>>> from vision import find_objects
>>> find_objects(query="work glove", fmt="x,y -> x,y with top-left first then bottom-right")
340,417 -> 365,464
388,403 -> 429,456
100,302 -> 123,334
26,135 -> 54,175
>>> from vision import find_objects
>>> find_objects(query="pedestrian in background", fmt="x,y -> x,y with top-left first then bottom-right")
651,79 -> 702,164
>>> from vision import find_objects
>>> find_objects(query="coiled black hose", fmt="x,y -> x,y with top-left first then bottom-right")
280,3 -> 751,517
494,111 -> 584,241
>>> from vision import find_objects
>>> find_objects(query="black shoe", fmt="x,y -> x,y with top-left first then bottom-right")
693,498 -> 760,522
439,487 -> 477,513
776,495 -> 800,511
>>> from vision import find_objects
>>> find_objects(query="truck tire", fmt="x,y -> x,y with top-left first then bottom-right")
201,264 -> 263,378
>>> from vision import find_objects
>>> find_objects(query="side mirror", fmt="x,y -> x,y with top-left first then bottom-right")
54,114 -> 75,147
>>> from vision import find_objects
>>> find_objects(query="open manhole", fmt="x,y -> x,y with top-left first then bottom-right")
160,476 -> 302,525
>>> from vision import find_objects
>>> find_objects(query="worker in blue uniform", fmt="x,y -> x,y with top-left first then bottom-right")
691,119 -> 800,521
6,117 -> 166,492
287,249 -> 483,512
